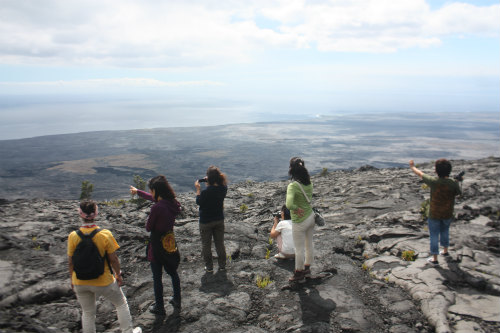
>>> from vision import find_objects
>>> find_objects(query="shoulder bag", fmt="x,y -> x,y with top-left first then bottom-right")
295,182 -> 325,226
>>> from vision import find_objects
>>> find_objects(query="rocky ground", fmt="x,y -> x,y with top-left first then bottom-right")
0,157 -> 499,333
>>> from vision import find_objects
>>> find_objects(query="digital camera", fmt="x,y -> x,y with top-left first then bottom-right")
454,171 -> 465,182
273,211 -> 281,218
198,178 -> 207,183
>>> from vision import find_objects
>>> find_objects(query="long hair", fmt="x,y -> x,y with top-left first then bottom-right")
288,157 -> 311,185
206,166 -> 227,186
148,175 -> 176,201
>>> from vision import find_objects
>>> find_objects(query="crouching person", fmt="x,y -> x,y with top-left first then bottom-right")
68,200 -> 141,333
270,205 -> 295,259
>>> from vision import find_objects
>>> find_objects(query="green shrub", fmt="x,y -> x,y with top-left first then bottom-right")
256,275 -> 273,288
420,199 -> 430,220
130,175 -> 147,205
240,204 -> 248,213
80,180 -> 94,200
320,167 -> 328,176
402,250 -> 416,261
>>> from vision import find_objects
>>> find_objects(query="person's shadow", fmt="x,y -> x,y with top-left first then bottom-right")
437,255 -> 499,296
152,307 -> 181,333
298,286 -> 336,327
199,270 -> 235,296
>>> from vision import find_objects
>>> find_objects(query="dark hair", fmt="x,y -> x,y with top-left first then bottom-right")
148,175 -> 176,201
80,200 -> 97,216
288,157 -> 311,185
435,159 -> 452,178
281,204 -> 291,220
206,166 -> 227,186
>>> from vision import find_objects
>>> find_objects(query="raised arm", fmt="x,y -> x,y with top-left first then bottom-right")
409,160 -> 423,179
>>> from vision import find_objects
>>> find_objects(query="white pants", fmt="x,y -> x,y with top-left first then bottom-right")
74,282 -> 134,333
292,212 -> 315,271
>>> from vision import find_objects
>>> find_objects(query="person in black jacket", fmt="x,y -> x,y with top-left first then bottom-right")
194,166 -> 228,273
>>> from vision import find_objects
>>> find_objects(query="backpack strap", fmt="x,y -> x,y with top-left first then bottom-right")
76,228 -> 101,239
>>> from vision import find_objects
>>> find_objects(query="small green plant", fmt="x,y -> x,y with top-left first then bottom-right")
256,275 -> 273,288
247,192 -> 255,198
420,199 -> 430,220
421,184 -> 429,190
265,248 -> 271,260
80,180 -> 94,200
320,167 -> 328,176
385,276 -> 390,282
101,199 -> 127,207
226,254 -> 232,264
402,250 -> 416,261
130,175 -> 147,205
362,263 -> 369,271
240,204 -> 248,213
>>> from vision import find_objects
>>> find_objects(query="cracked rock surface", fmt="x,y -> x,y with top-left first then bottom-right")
0,157 -> 499,332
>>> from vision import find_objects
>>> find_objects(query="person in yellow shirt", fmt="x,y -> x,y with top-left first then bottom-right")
67,200 -> 141,333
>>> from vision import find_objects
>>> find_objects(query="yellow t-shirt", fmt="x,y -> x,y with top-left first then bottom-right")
67,226 -> 119,286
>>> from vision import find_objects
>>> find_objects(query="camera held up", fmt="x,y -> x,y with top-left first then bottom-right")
198,178 -> 207,183
454,171 -> 465,182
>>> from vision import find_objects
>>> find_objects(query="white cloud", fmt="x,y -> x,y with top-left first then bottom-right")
0,78 -> 224,93
0,0 -> 498,67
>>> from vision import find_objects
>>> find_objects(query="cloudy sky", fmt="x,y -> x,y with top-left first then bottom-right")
0,0 -> 499,140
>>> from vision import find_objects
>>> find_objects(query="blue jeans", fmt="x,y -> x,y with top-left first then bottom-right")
151,259 -> 181,308
427,218 -> 452,255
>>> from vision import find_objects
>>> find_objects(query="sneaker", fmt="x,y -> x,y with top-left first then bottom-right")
148,304 -> 166,316
427,257 -> 439,265
169,298 -> 181,308
289,270 -> 306,283
205,266 -> 214,273
274,253 -> 287,259
439,251 -> 450,257
133,328 -> 142,333
219,267 -> 226,271
303,265 -> 311,278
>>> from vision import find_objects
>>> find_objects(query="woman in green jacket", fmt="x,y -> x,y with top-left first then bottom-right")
286,157 -> 314,283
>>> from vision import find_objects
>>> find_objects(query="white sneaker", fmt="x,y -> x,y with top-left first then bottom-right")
133,327 -> 142,333
274,253 -> 286,259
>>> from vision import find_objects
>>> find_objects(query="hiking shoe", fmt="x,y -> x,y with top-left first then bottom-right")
427,257 -> 439,265
303,265 -> 312,278
205,266 -> 214,273
289,270 -> 306,283
169,298 -> 181,308
133,327 -> 142,333
274,253 -> 287,259
439,251 -> 450,257
148,304 -> 166,316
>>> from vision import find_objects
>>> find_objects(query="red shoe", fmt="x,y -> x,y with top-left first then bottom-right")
303,265 -> 311,278
289,270 -> 306,283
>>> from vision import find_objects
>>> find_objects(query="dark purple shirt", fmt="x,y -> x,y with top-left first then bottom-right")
137,190 -> 181,261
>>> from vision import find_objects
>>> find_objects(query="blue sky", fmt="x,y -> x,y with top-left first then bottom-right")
0,0 -> 499,140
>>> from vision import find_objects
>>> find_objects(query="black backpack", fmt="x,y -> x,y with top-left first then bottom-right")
72,228 -> 108,280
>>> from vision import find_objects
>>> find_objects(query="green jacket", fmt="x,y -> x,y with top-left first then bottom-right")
286,181 -> 313,223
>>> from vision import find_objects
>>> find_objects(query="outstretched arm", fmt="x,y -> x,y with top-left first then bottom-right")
409,160 -> 423,179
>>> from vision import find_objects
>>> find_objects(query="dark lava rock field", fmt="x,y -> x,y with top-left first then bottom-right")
1,157 -> 499,333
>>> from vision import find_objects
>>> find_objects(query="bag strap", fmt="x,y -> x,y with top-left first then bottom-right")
76,228 -> 101,239
295,181 -> 312,205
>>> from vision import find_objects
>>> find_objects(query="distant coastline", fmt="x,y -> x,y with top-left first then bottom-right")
0,111 -> 498,200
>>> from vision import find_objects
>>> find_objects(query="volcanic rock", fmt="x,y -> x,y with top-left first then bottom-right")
0,157 -> 499,332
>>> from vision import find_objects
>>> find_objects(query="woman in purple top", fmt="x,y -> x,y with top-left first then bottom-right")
130,175 -> 181,315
